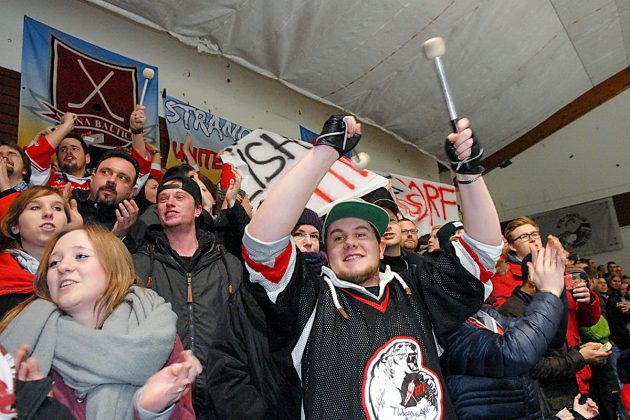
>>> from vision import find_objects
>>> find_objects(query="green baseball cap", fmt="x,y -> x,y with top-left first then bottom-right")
323,199 -> 390,240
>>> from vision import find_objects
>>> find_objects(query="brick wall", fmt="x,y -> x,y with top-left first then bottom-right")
1,65 -> 627,225
0,67 -> 20,141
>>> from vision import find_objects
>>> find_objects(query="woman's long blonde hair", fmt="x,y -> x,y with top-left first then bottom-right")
0,225 -> 135,331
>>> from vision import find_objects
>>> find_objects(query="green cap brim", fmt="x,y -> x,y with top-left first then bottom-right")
323,199 -> 390,239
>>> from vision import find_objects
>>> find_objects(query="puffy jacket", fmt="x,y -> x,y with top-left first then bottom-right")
443,291 -> 563,419
501,288 -> 583,413
133,227 -> 242,419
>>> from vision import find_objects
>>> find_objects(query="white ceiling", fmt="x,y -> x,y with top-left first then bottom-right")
86,0 -> 630,166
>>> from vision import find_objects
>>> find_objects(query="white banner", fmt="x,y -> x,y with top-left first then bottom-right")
379,172 -> 460,234
530,198 -> 622,255
221,129 -> 388,215
163,95 -> 251,183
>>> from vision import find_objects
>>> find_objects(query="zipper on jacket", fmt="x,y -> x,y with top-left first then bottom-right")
187,273 -> 193,303
186,272 -> 196,351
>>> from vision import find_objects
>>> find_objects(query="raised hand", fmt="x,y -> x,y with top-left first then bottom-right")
527,235 -> 565,297
59,112 -> 77,130
112,199 -> 139,237
314,115 -> 362,158
130,104 -> 146,130
183,133 -> 193,154
224,167 -> 243,208
579,342 -> 611,364
572,394 -> 599,419
14,344 -> 44,382
138,353 -> 201,413
445,118 -> 483,174
0,158 -> 11,191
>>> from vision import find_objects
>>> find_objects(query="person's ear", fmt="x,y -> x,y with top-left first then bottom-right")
9,223 -> 19,236
379,238 -> 386,259
85,153 -> 91,165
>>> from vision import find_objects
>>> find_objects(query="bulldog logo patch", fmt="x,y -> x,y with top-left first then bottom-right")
362,337 -> 442,419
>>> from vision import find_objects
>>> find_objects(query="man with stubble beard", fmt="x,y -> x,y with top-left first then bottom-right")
243,115 -> 502,419
72,149 -> 140,239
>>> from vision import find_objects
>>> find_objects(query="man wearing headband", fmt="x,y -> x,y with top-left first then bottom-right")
243,115 -> 502,418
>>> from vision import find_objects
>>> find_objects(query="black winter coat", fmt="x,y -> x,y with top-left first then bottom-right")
133,228 -> 243,419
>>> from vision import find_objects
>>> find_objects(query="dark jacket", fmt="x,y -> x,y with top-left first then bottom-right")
442,292 -> 563,419
206,279 -> 301,420
380,248 -> 424,274
72,188 -> 118,229
133,227 -> 243,419
605,289 -> 630,349
132,201 -> 250,257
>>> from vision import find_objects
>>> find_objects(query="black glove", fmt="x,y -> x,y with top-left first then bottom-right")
444,129 -> 484,174
314,115 -> 361,158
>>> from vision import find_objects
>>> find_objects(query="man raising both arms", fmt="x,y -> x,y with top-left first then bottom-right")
243,115 -> 502,419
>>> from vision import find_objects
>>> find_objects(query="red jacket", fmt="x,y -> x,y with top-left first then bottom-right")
0,253 -> 34,296
492,260 -> 522,307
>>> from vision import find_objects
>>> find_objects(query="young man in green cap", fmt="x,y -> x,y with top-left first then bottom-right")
243,115 -> 502,419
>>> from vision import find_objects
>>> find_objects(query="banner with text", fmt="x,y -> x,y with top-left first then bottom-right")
530,198 -> 622,256
380,172 -> 460,234
163,95 -> 251,183
18,16 -> 159,150
221,129 -> 388,214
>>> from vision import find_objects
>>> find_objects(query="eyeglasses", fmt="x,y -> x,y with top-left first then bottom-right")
292,232 -> 320,241
511,231 -> 541,243
401,229 -> 419,235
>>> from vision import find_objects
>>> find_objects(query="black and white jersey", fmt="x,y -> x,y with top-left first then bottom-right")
243,228 -> 500,419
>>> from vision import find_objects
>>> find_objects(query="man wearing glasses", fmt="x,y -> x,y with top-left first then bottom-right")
399,218 -> 420,252
492,216 -> 543,307
368,197 -> 423,274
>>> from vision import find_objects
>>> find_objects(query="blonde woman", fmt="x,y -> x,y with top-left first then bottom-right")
0,226 -> 200,419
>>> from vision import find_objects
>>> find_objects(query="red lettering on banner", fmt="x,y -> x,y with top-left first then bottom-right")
314,188 -> 333,203
439,186 -> 457,219
391,176 -> 458,228
198,148 -> 212,169
398,182 -> 428,222
170,142 -> 222,170
338,157 -> 370,177
212,152 -> 223,170
328,168 -> 356,190
171,141 -> 185,160
423,183 -> 441,225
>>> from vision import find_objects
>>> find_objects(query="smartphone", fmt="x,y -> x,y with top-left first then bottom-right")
598,342 -> 612,352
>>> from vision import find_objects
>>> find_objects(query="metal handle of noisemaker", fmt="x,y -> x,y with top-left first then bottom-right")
432,56 -> 459,133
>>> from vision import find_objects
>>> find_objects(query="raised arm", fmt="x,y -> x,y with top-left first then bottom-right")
248,116 -> 361,242
44,112 -> 76,148
446,118 -> 501,246
182,133 -> 200,171
130,104 -> 148,158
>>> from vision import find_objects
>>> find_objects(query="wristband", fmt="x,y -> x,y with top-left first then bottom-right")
456,174 -> 483,185
130,127 -> 144,135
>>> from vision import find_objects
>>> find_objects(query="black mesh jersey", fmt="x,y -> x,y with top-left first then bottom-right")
245,238 -> 489,420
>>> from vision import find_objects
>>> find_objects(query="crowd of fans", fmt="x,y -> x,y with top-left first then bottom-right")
0,109 -> 627,420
